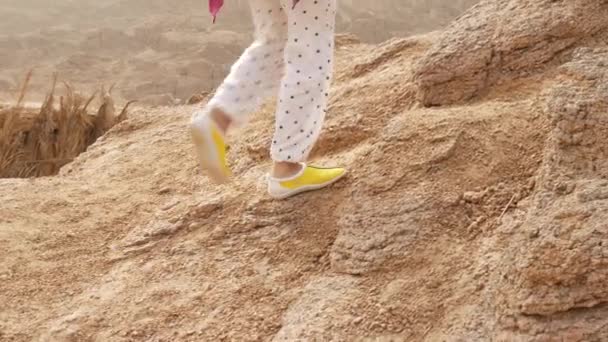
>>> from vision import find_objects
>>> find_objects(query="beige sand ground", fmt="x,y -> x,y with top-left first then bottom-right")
2,0 -> 608,341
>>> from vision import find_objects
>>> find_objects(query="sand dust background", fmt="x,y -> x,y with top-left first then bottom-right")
3,0 -> 608,341
0,0 -> 477,105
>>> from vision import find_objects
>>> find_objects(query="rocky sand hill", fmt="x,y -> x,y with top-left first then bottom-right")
1,0 -> 608,341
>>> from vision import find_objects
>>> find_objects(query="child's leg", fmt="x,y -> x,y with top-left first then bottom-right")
193,0 -> 288,128
271,0 -> 337,163
191,0 -> 287,184
265,2 -> 345,201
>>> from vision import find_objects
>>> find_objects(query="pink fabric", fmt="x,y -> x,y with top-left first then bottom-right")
209,0 -> 224,23
209,0 -> 300,22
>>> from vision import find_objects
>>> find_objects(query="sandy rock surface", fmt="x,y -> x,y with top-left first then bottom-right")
2,0 -> 608,341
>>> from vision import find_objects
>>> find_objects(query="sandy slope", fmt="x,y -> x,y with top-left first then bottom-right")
0,33 -> 546,341
2,0 -> 608,341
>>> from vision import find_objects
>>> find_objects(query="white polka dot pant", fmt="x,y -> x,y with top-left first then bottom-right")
203,0 -> 338,162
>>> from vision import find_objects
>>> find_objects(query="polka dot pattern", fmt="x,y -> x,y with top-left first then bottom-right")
206,0 -> 288,125
203,0 -> 337,163
272,0 -> 337,162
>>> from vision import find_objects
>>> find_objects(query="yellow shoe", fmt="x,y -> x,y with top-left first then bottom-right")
268,163 -> 346,199
190,113 -> 231,184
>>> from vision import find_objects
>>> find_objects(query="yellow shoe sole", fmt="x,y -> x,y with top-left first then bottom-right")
190,119 -> 231,184
268,166 -> 346,199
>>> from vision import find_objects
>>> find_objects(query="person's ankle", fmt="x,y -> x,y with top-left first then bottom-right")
209,107 -> 231,133
272,161 -> 303,179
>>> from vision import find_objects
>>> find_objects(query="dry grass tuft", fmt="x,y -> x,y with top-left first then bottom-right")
0,75 -> 133,178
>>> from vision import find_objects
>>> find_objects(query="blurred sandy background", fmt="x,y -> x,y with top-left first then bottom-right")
0,0 -> 478,105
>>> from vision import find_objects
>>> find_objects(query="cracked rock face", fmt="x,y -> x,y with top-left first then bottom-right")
413,0 -> 608,106
331,194 -> 427,275
482,48 -> 608,341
